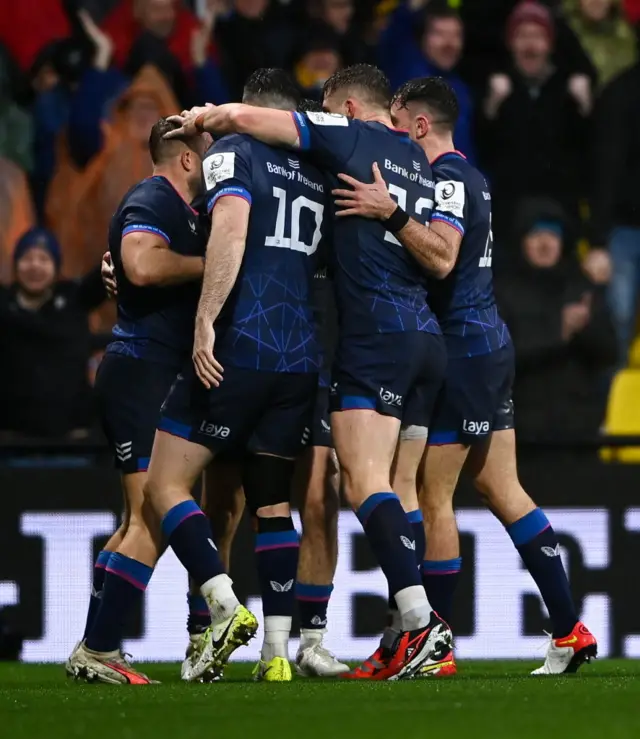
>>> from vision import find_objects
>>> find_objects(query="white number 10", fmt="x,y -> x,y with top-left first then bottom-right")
265,187 -> 323,255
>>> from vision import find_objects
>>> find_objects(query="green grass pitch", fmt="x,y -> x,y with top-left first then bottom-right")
1,661 -> 639,739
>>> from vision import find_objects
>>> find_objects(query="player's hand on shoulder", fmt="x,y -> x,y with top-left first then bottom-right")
101,251 -> 117,298
193,319 -> 224,389
333,163 -> 396,220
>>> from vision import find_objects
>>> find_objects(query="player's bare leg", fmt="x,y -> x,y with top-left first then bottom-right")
333,409 -> 450,681
146,431 -> 257,681
466,429 -> 597,674
68,472 -> 162,684
294,446 -> 348,676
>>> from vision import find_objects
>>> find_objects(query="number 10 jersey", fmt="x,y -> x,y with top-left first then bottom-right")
203,134 -> 329,373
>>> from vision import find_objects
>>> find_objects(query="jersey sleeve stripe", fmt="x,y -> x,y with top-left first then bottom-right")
207,186 -> 252,212
291,112 -> 310,150
432,212 -> 465,236
122,224 -> 171,244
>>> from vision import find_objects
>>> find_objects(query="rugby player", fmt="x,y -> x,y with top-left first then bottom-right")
167,64 -> 453,680
67,118 -> 209,684
332,77 -> 597,676
146,69 -> 332,683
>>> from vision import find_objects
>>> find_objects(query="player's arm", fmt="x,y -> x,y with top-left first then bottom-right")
193,196 -> 250,389
333,163 -> 460,278
166,103 -> 300,148
121,228 -> 203,287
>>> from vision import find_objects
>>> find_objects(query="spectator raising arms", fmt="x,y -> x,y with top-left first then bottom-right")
496,198 -> 617,442
591,50 -> 640,365
564,0 -> 637,88
378,1 -> 476,161
0,229 -> 107,439
478,0 -> 592,246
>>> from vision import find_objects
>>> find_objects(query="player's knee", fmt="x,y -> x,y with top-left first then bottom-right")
243,453 -> 295,516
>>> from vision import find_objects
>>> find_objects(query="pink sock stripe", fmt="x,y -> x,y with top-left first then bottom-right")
105,566 -> 147,591
176,509 -> 205,527
95,562 -> 108,570
255,542 -> 300,553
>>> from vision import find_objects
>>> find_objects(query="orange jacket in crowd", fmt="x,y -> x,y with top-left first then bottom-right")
46,65 -> 180,280
0,158 -> 36,285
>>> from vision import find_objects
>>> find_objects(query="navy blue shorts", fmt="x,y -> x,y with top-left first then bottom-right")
329,331 -> 446,426
95,353 -> 178,474
429,343 -> 515,446
159,364 -> 318,458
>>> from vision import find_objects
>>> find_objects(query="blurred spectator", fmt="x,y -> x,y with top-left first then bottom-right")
101,0 -> 227,107
30,38 -> 92,216
103,0 -> 199,73
293,26 -> 342,101
0,160 -> 36,285
564,0 -> 637,88
0,229 -> 107,439
0,0 -> 72,72
624,0 -> 640,23
591,51 -> 640,364
478,0 -> 592,246
215,0 -> 297,100
0,58 -> 34,173
378,2 -> 476,162
308,0 -> 373,64
46,65 -> 179,279
496,198 -> 617,441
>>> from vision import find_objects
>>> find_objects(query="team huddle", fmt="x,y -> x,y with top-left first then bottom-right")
65,64 -> 597,684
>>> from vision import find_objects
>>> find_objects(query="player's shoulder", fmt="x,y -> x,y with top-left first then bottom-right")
206,132 -> 253,156
120,176 -> 177,210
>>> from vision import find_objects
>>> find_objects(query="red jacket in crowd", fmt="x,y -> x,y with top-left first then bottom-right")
0,0 -> 71,70
101,0 -> 202,72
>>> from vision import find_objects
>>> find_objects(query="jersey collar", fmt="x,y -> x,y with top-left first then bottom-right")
431,150 -> 467,166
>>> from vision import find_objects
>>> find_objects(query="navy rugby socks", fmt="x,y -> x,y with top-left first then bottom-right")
187,593 -> 211,635
387,509 -> 426,629
422,558 -> 461,626
86,553 -> 153,653
506,508 -> 578,638
357,493 -> 432,630
297,583 -> 333,631
82,550 -> 111,640
162,500 -> 226,587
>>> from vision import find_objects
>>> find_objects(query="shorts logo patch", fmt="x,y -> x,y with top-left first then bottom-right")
270,579 -> 294,593
302,426 -> 311,445
462,420 -> 490,436
379,387 -> 403,408
115,441 -> 132,462
400,536 -> 416,551
321,419 -> 331,433
198,421 -> 230,439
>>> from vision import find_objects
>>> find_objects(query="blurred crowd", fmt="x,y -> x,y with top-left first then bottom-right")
0,0 -> 638,444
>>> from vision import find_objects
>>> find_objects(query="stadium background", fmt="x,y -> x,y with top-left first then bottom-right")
1,0 -> 640,663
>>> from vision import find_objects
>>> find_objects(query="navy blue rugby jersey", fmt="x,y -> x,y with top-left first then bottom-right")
428,151 -> 510,358
291,111 -> 440,338
107,175 -> 208,368
203,134 -> 329,373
